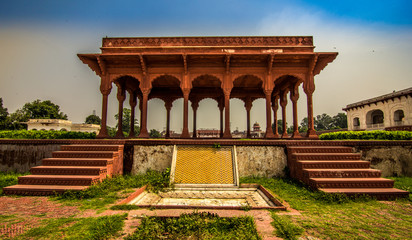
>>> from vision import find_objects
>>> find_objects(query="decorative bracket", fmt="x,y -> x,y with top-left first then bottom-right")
225,54 -> 231,73
267,54 -> 275,74
139,54 -> 147,76
182,54 -> 188,74
97,56 -> 106,76
308,54 -> 319,74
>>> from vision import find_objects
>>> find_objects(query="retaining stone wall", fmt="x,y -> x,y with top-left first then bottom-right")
0,144 -> 61,173
355,146 -> 412,177
131,145 -> 287,177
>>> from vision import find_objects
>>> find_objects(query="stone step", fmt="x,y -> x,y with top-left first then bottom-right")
30,166 -> 107,176
42,158 -> 113,167
2,185 -> 88,196
309,178 -> 394,189
319,188 -> 409,200
288,146 -> 353,154
52,151 -> 118,159
60,145 -> 122,152
292,153 -> 361,161
303,169 -> 381,179
18,175 -> 101,186
297,160 -> 370,169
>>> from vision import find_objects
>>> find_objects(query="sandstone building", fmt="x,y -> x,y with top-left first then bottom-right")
343,87 -> 412,131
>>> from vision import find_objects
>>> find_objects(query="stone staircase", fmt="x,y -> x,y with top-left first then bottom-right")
287,146 -> 409,200
3,144 -> 124,196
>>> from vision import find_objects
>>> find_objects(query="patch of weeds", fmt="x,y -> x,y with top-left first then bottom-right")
241,204 -> 252,211
110,204 -> 140,210
387,176 -> 412,193
271,213 -> 304,240
18,214 -> 126,240
33,213 -> 47,218
0,172 -> 29,195
213,143 -> 221,148
124,212 -> 261,240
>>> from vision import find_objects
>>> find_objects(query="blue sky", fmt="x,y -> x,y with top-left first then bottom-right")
0,0 -> 411,131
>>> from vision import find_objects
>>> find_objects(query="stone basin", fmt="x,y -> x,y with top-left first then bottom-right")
121,184 -> 286,210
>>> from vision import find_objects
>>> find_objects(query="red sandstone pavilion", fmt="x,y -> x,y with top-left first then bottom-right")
78,36 -> 338,139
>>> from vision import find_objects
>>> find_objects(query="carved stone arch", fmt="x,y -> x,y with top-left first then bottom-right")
148,96 -> 166,103
232,74 -> 264,88
273,73 -> 305,85
150,74 -> 182,86
110,74 -> 141,84
190,73 -> 223,88
230,96 -> 245,102
197,96 -> 220,104
232,73 -> 265,85
389,104 -> 406,115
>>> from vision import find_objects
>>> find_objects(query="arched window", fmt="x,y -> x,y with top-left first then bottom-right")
371,110 -> 384,124
366,109 -> 384,129
394,110 -> 404,125
353,117 -> 360,129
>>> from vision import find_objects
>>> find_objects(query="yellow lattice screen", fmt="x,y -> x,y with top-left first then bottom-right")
174,145 -> 234,184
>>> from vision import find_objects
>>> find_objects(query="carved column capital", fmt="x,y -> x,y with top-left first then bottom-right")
164,100 -> 173,111
280,90 -> 288,107
244,97 -> 253,111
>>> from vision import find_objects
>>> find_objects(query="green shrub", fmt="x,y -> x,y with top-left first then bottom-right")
319,130 -> 412,140
0,130 -> 96,139
125,212 -> 261,240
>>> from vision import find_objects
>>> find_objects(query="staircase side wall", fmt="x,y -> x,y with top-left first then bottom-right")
0,144 -> 61,173
355,146 -> 412,177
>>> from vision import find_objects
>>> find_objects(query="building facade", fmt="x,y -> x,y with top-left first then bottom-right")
26,119 -> 101,133
343,87 -> 412,131
78,36 -> 337,139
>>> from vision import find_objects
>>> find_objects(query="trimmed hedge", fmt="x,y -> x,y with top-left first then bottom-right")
0,130 -> 96,139
319,130 -> 412,140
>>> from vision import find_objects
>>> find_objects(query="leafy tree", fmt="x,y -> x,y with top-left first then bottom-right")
0,98 -> 9,130
299,117 -> 309,133
8,109 -> 28,130
22,99 -> 68,120
314,113 -> 333,131
332,113 -> 347,129
114,108 -> 139,135
272,120 -> 287,134
149,129 -> 161,138
85,114 -> 101,125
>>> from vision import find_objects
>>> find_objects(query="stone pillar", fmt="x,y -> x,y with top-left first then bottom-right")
223,90 -> 232,138
280,90 -> 288,138
192,100 -> 199,138
290,84 -> 301,138
264,90 -> 275,138
128,91 -> 137,138
304,74 -> 317,138
181,89 -> 190,138
138,89 -> 150,138
97,76 -> 112,139
244,97 -> 252,139
164,100 -> 172,138
272,95 -> 280,138
218,98 -> 224,138
115,85 -> 126,138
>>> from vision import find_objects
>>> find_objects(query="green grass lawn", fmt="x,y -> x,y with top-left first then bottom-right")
241,176 -> 412,240
1,171 -> 411,239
